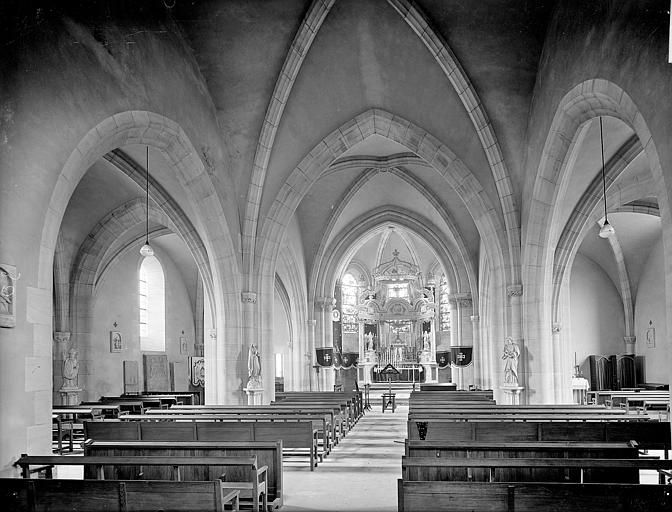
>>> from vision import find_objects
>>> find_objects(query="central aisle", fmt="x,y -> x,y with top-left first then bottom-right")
281,405 -> 408,511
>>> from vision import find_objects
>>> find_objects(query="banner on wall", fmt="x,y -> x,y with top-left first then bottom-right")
316,347 -> 334,367
436,351 -> 451,369
450,346 -> 473,367
341,352 -> 359,369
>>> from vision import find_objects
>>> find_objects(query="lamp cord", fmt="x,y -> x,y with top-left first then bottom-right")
599,117 -> 608,223
146,146 -> 149,244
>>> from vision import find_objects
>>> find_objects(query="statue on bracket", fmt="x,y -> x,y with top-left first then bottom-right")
62,348 -> 79,389
502,336 -> 520,385
422,331 -> 431,351
247,344 -> 262,389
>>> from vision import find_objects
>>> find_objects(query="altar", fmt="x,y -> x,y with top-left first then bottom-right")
355,250 -> 438,385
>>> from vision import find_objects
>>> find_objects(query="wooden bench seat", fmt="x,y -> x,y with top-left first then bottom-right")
83,439 -> 283,509
151,406 -> 339,453
401,456 -> 672,483
398,480 -> 672,512
85,419 -> 320,470
406,419 -> 671,451
404,440 -> 641,483
407,413 -> 646,422
0,478 -> 240,512
15,454 -> 266,511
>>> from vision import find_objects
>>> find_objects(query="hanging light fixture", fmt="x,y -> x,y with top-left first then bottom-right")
140,146 -> 154,257
598,117 -> 615,239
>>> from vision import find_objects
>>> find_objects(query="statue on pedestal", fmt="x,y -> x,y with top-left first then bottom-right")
502,337 -> 520,385
365,332 -> 374,352
247,344 -> 262,389
62,348 -> 79,389
422,331 -> 431,351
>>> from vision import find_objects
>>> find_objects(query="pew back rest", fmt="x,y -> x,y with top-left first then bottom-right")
0,478 -> 223,512
83,440 -> 283,507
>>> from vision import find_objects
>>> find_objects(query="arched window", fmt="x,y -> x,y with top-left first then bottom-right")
341,273 -> 359,334
439,274 -> 451,332
139,255 -> 166,351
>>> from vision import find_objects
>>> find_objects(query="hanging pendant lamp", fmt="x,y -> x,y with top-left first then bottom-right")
140,146 -> 154,257
598,117 -> 615,239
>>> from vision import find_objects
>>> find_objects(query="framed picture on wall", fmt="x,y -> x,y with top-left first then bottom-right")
179,336 -> 188,355
110,331 -> 123,352
646,327 -> 655,348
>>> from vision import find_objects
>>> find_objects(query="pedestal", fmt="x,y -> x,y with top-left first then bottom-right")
421,362 -> 438,383
357,350 -> 377,387
571,377 -> 589,405
500,385 -> 524,405
244,387 -> 263,405
59,387 -> 81,405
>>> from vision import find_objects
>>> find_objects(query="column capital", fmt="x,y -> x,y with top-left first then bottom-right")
448,292 -> 471,307
623,335 -> 636,343
470,315 -> 479,322
241,292 -> 257,304
551,323 -> 561,333
506,284 -> 523,297
316,297 -> 336,309
208,329 -> 217,341
54,331 -> 71,344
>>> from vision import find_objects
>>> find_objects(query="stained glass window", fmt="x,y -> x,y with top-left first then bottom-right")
439,274 -> 451,332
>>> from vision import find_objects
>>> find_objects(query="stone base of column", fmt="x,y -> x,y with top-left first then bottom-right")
500,385 -> 524,405
59,387 -> 82,405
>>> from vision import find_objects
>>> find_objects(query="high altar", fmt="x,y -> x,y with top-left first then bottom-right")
356,250 -> 438,385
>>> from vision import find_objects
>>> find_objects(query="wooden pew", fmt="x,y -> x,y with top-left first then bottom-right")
401,456 -> 671,483
85,419 -> 320,470
274,391 -> 363,421
127,412 -> 329,463
153,405 -> 339,453
123,391 -> 199,405
398,480 -> 672,512
83,439 -> 283,509
407,413 -> 645,422
15,454 -> 266,511
406,419 -> 671,451
404,440 -> 641,483
0,478 -> 240,512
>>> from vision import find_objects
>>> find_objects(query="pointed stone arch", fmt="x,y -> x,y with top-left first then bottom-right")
387,0 -> 520,284
258,108 -> 504,298
38,111 -> 241,404
522,79 -> 672,403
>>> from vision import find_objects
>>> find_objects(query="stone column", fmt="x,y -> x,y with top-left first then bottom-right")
307,319 -> 316,390
551,322 -> 564,403
53,332 -> 71,405
623,335 -> 636,354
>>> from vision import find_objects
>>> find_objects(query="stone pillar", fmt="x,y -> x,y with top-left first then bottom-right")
448,293 -> 473,390
623,335 -> 636,354
551,322 -> 564,403
307,319 -> 316,390
53,332 -> 71,405
316,297 -> 335,391
194,279 -> 204,356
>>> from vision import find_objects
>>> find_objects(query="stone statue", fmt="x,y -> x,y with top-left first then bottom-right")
247,344 -> 262,388
365,332 -> 374,351
502,336 -> 520,385
422,331 -> 431,351
0,268 -> 12,314
62,348 -> 79,388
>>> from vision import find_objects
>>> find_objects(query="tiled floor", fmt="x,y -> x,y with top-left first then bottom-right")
280,405 -> 407,512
